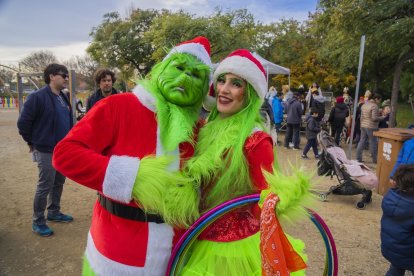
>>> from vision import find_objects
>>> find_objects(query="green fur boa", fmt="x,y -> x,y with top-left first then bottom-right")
260,163 -> 316,225
184,84 -> 264,212
132,156 -> 199,228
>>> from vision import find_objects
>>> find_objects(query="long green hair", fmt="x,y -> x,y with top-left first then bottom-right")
184,83 -> 264,211
139,53 -> 210,151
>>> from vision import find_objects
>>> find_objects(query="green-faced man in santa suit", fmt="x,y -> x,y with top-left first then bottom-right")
53,36 -> 212,275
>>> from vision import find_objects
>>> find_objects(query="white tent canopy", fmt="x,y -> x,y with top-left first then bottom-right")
251,52 -> 291,87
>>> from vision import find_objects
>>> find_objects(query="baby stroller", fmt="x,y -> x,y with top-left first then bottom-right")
315,130 -> 378,209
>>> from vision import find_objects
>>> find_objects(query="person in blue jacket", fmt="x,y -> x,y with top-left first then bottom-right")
381,164 -> 414,276
17,63 -> 74,237
272,92 -> 284,144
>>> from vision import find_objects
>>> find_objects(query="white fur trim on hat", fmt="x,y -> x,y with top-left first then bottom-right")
213,56 -> 267,99
202,95 -> 216,111
163,42 -> 212,68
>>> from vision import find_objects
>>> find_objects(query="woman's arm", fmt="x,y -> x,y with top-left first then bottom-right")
245,131 -> 274,190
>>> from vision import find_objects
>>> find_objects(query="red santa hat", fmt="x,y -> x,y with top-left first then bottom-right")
213,49 -> 267,99
163,36 -> 212,68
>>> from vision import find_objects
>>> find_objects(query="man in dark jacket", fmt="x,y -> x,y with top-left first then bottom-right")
284,92 -> 303,150
86,68 -> 118,112
17,63 -> 74,237
328,96 -> 349,145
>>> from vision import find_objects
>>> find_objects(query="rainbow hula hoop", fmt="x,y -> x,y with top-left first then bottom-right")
166,194 -> 338,276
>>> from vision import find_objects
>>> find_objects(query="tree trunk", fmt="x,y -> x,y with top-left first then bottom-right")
389,50 -> 414,127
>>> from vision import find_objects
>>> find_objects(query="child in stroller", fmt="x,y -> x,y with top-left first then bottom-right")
316,130 -> 378,209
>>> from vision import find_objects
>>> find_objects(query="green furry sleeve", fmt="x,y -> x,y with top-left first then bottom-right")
260,164 -> 316,225
131,155 -> 200,228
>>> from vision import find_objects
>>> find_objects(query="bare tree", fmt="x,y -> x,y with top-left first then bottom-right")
19,50 -> 58,73
0,67 -> 15,87
0,66 -> 17,96
66,55 -> 99,90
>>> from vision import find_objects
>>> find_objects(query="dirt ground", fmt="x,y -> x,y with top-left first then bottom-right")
0,109 -> 391,275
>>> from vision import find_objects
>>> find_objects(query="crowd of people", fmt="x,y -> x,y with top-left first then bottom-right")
15,35 -> 413,275
261,81 -> 394,164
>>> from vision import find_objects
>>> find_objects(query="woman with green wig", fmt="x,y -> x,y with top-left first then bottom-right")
181,49 -> 308,275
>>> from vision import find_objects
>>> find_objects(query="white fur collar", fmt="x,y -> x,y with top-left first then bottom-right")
132,85 -> 156,112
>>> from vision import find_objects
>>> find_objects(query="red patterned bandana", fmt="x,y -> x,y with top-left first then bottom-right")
260,193 -> 307,275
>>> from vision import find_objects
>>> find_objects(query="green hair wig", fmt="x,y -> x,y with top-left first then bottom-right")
184,83 -> 264,211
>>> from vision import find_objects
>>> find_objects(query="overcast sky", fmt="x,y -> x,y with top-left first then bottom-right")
0,0 -> 318,66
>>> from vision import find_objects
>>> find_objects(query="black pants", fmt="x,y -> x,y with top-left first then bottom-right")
284,123 -> 300,148
331,125 -> 343,145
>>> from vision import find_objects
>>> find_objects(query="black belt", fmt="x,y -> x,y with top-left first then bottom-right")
98,194 -> 164,224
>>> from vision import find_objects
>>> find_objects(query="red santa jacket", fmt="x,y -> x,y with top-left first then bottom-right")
53,85 -> 196,275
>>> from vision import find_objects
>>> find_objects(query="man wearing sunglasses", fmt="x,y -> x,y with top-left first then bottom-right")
17,63 -> 74,237
86,68 -> 118,112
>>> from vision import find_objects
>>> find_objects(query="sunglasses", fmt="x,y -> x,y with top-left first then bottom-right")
56,73 -> 69,79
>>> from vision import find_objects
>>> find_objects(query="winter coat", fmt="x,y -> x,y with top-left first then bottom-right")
328,103 -> 349,128
305,115 -> 321,139
378,113 -> 390,128
381,188 -> 414,271
261,99 -> 274,123
360,100 -> 381,129
86,88 -> 118,112
272,97 -> 284,124
355,103 -> 363,129
311,95 -> 326,122
390,138 -> 414,177
53,87 -> 197,274
17,85 -> 73,153
285,97 -> 303,124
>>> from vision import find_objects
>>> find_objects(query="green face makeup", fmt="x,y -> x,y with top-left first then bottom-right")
157,54 -> 210,106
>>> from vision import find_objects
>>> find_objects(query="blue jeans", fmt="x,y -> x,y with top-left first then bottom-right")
284,123 -> 300,148
356,128 -> 378,163
303,138 -> 318,157
386,263 -> 413,276
32,150 -> 66,225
